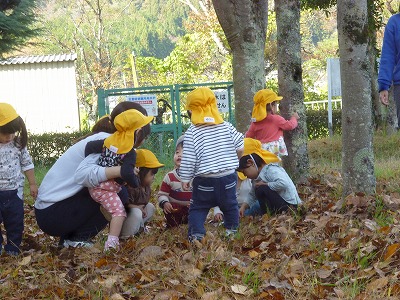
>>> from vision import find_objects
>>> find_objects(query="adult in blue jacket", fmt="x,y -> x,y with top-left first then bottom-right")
378,13 -> 400,129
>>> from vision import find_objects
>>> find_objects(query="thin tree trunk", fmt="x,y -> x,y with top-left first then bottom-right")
212,0 -> 268,133
337,0 -> 376,196
275,0 -> 309,183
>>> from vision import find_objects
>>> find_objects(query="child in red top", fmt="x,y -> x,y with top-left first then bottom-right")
245,89 -> 299,158
158,135 -> 192,228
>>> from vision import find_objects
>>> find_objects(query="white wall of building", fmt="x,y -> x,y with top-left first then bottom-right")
0,54 -> 80,134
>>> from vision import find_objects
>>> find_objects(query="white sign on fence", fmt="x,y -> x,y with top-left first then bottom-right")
214,90 -> 229,113
126,94 -> 158,116
327,58 -> 341,97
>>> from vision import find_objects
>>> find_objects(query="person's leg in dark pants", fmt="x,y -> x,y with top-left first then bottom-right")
0,190 -> 24,254
255,185 -> 292,215
0,201 -> 3,251
216,173 -> 239,231
393,85 -> 400,129
35,188 -> 108,242
188,176 -> 215,241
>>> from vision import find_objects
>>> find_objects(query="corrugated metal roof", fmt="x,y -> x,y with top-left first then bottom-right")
0,53 -> 77,65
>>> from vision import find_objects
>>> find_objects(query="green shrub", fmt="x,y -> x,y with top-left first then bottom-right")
28,131 -> 89,167
306,109 -> 342,139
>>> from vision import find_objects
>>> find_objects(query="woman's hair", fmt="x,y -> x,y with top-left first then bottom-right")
138,167 -> 159,186
110,101 -> 147,123
238,153 -> 264,170
91,115 -> 114,134
0,116 -> 28,149
75,101 -> 151,144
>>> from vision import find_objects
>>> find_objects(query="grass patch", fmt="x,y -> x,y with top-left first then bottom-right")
308,132 -> 400,189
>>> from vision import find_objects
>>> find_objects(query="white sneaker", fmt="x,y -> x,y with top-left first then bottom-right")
225,229 -> 238,240
63,240 -> 93,248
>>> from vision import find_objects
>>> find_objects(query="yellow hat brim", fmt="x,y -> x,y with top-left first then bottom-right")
0,103 -> 19,126
237,171 -> 247,181
136,149 -> 164,168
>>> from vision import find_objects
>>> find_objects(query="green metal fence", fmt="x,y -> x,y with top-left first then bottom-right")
97,82 -> 234,165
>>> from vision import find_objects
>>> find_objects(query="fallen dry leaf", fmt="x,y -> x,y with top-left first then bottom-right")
18,255 -> 31,266
231,284 -> 248,295
110,293 -> 125,300
317,267 -> 334,279
153,290 -> 180,300
384,243 -> 400,261
366,277 -> 388,291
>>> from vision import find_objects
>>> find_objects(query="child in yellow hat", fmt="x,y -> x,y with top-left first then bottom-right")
237,138 -> 301,215
120,149 -> 164,238
85,109 -> 153,251
180,87 -> 244,242
0,103 -> 38,255
246,89 -> 299,158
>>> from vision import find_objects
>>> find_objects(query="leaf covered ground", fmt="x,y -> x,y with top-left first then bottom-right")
2,133 -> 400,299
2,172 -> 400,300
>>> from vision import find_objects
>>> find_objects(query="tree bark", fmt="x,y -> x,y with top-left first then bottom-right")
275,0 -> 309,183
337,0 -> 376,196
212,0 -> 268,133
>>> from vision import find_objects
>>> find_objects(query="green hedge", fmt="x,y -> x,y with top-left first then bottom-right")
306,109 -> 342,139
28,109 -> 342,167
28,131 -> 89,167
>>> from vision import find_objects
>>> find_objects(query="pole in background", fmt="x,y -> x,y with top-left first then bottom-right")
131,51 -> 139,88
327,58 -> 342,137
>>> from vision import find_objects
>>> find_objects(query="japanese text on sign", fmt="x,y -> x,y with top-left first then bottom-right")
126,94 -> 158,116
214,90 -> 229,113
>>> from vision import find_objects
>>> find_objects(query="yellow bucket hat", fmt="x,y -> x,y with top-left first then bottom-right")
251,89 -> 283,122
135,149 -> 164,168
0,103 -> 19,126
186,87 -> 224,125
104,109 -> 153,154
243,138 -> 280,164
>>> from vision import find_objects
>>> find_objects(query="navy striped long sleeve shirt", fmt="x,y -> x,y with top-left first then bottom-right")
180,122 -> 244,182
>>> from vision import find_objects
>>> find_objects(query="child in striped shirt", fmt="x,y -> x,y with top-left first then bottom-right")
158,135 -> 192,228
180,87 -> 244,242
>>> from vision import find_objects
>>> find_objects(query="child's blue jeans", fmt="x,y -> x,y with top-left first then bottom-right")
0,189 -> 24,254
188,172 -> 239,240
243,201 -> 262,217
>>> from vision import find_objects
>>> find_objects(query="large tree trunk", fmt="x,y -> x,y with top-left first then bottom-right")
275,0 -> 309,183
212,0 -> 268,133
337,0 -> 376,196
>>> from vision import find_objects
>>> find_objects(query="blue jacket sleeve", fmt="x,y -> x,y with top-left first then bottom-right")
378,15 -> 399,91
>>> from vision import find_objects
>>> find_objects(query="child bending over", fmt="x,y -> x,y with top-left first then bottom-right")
237,138 -> 301,216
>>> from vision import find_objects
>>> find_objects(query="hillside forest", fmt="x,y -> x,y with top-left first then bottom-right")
7,0 -> 354,125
